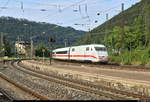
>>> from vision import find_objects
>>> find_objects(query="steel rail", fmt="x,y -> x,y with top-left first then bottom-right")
18,60 -> 150,100
0,72 -> 49,100
11,60 -> 132,100
53,59 -> 150,71
0,88 -> 14,100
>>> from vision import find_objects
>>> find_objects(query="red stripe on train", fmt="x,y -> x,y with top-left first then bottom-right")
52,55 -> 111,60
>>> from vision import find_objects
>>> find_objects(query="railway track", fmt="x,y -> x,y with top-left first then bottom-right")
0,88 -> 14,101
0,71 -> 49,100
52,59 -> 150,72
10,60 -> 150,100
20,60 -> 150,100
9,60 -> 130,100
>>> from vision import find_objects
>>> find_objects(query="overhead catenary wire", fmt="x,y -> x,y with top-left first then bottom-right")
0,0 -> 140,32
13,0 -> 58,18
62,0 -> 134,31
20,1 -> 25,19
21,1 -> 24,12
84,3 -> 91,25
37,0 -> 86,20
94,0 -> 132,23
74,0 -> 139,31
0,0 -> 11,15
84,0 -> 138,31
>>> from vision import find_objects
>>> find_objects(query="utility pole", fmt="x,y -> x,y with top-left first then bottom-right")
17,36 -> 20,42
105,13 -> 109,44
16,36 -> 20,58
0,34 -> 4,57
42,48 -> 45,64
64,39 -> 67,47
49,37 -> 55,65
1,34 -> 4,49
120,3 -> 125,54
30,37 -> 33,59
0,34 -> 5,65
88,28 -> 92,44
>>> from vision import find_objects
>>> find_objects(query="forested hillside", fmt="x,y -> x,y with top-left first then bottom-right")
77,0 -> 149,45
0,16 -> 85,48
77,0 -> 150,66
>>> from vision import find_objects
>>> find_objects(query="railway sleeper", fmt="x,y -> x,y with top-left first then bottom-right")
15,60 -> 150,100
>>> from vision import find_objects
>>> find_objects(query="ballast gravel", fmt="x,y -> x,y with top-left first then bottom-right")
0,64 -> 111,100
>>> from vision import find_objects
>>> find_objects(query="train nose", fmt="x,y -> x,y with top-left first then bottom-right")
98,56 -> 108,60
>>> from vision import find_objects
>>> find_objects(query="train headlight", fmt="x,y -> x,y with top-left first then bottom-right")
99,56 -> 105,58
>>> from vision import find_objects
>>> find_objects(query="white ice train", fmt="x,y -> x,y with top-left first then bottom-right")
52,44 -> 109,62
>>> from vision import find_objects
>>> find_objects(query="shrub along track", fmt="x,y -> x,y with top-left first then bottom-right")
12,60 -> 150,100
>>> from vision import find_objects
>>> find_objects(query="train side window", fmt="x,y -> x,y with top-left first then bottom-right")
86,47 -> 89,51
56,51 -> 68,54
72,48 -> 75,52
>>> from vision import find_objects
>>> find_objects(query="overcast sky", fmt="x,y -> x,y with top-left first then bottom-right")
0,0 -> 141,31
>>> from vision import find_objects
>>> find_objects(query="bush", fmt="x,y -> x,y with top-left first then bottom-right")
109,47 -> 150,66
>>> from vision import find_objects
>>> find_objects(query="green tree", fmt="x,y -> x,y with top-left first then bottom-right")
4,40 -> 11,56
144,3 -> 150,47
105,26 -> 122,54
0,33 -> 12,56
130,16 -> 144,48
35,43 -> 49,57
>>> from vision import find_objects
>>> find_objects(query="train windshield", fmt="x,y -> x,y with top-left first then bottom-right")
94,47 -> 107,51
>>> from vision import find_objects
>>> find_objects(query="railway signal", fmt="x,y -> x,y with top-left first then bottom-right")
42,48 -> 45,63
49,37 -> 56,65
49,37 -> 56,43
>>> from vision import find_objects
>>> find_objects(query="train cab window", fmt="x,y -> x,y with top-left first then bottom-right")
72,48 -> 75,52
91,48 -> 93,51
86,47 -> 89,51
94,47 -> 106,51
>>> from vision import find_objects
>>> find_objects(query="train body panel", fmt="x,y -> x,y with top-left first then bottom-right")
52,44 -> 109,62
